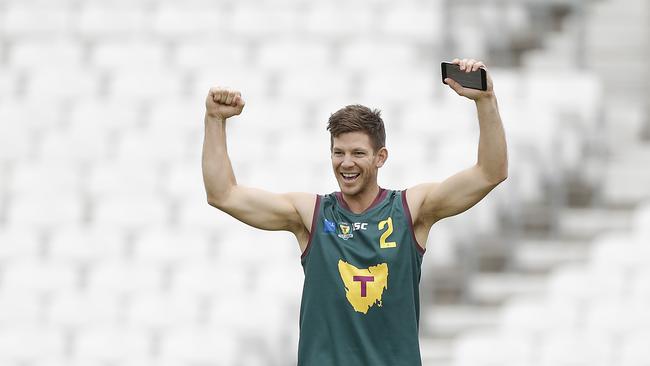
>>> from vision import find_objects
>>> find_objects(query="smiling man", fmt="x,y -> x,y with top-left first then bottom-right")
202,58 -> 508,366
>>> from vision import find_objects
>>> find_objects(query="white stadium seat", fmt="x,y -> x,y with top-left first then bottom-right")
6,193 -> 84,229
229,4 -> 298,36
109,68 -> 184,100
131,227 -> 210,265
453,330 -> 534,366
0,325 -> 65,362
72,325 -> 151,361
127,291 -> 201,329
0,289 -> 42,327
1,5 -> 71,36
47,226 -> 126,264
9,40 -> 83,69
91,194 -> 170,231
160,326 -> 237,365
258,40 -> 332,70
0,228 -> 41,263
175,40 -> 249,70
537,330 -> 614,366
114,128 -> 191,163
380,3 -> 443,40
68,98 -> 142,135
87,261 -> 163,295
23,69 -> 100,100
303,3 -> 374,37
46,289 -> 122,328
87,161 -> 163,198
76,6 -> 146,38
339,40 -> 419,71
9,160 -> 82,196
91,40 -> 169,70
151,5 -> 221,37
1,259 -> 77,293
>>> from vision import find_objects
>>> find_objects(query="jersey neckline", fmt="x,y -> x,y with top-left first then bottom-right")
334,187 -> 388,216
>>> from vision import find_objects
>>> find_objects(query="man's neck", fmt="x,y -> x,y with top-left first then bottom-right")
341,185 -> 381,214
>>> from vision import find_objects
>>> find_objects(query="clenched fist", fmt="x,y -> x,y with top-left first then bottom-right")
206,87 -> 245,120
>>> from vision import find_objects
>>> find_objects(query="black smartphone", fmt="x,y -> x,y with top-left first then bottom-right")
441,62 -> 487,91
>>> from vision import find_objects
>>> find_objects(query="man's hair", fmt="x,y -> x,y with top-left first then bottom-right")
327,104 -> 386,152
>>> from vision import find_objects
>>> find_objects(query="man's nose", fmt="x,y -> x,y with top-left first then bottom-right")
341,156 -> 355,167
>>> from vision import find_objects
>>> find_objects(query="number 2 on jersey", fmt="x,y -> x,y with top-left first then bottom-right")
378,217 -> 397,248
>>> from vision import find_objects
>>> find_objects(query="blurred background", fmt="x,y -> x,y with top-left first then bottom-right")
1,0 -> 649,365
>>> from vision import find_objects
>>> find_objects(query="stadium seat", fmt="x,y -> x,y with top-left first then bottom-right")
453,330 -> 534,366
499,296 -> 579,334
91,194 -> 170,231
127,291 -> 201,329
0,325 -> 65,362
131,227 -> 210,265
76,6 -> 146,39
47,226 -> 126,264
258,40 -> 331,70
278,70 -> 353,102
0,228 -> 41,264
1,259 -> 78,293
87,261 -> 163,295
23,69 -> 100,100
339,40 -> 420,71
160,326 -> 237,365
9,160 -> 82,196
87,161 -> 163,198
380,3 -> 443,41
72,325 -> 151,361
537,330 -> 614,366
174,40 -> 249,70
619,331 -> 650,366
68,98 -> 142,135
1,5 -> 71,36
38,127 -> 110,163
229,4 -> 298,36
46,289 -> 122,328
91,40 -> 169,70
0,289 -> 42,327
6,193 -> 84,230
152,5 -> 221,37
303,3 -> 374,37
8,40 -> 83,69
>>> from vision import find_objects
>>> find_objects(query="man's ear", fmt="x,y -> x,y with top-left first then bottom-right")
375,147 -> 388,168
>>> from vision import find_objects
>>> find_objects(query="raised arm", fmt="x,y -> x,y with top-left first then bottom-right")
202,87 -> 316,248
407,59 -> 508,244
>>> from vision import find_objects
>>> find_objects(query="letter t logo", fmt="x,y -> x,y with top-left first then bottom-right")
353,275 -> 374,297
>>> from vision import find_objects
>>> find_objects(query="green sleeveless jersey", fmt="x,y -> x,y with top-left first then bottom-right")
298,188 -> 426,366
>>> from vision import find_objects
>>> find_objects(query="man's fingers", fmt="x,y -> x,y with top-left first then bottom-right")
225,92 -> 235,105
445,78 -> 464,95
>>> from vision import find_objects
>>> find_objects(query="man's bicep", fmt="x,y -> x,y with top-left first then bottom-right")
211,185 -> 308,232
416,165 -> 498,223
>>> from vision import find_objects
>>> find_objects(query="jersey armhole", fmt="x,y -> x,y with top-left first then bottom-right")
300,194 -> 322,260
401,189 -> 426,256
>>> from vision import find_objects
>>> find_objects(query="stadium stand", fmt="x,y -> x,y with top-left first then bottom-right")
0,0 -> 648,365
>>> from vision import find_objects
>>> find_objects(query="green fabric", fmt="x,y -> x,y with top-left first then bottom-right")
298,189 -> 425,366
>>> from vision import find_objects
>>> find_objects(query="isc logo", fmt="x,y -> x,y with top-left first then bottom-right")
352,222 -> 368,231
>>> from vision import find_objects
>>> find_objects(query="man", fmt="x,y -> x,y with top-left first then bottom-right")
202,58 -> 508,365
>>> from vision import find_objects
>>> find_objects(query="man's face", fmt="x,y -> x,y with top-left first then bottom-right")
331,132 -> 387,196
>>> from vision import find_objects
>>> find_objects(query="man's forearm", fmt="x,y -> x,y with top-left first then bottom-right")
475,95 -> 508,184
202,115 -> 237,205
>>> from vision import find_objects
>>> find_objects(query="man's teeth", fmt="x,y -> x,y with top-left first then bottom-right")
342,173 -> 360,179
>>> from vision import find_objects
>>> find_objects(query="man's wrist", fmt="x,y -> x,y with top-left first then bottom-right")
205,114 -> 226,124
474,92 -> 496,105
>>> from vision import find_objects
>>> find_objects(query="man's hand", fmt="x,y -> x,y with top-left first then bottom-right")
444,58 -> 494,101
206,87 -> 245,121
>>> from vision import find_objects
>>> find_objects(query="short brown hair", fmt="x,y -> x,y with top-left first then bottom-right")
327,104 -> 386,152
